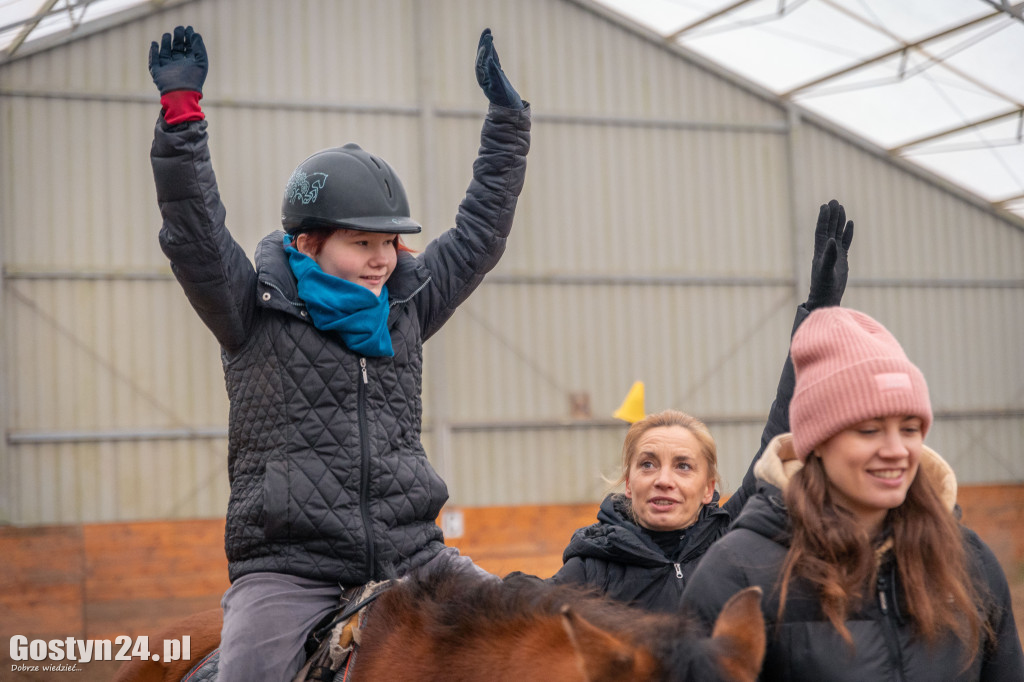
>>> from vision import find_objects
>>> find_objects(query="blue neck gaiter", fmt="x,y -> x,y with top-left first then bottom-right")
284,234 -> 394,358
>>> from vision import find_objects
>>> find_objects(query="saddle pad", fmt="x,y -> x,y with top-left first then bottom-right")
182,648 -> 219,682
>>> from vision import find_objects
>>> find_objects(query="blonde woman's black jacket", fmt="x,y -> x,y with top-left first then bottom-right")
150,103 -> 530,584
681,435 -> 1024,681
551,491 -> 732,612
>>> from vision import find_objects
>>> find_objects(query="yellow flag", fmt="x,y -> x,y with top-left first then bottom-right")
613,381 -> 646,424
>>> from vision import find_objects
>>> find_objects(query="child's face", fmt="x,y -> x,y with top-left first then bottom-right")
300,229 -> 398,296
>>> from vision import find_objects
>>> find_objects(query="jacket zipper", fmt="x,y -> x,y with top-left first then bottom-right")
877,570 -> 906,682
674,563 -> 683,579
357,357 -> 375,579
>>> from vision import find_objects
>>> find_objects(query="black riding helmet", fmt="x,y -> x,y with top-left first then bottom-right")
281,143 -> 422,234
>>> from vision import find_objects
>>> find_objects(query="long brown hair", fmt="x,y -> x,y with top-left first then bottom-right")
778,454 -> 988,661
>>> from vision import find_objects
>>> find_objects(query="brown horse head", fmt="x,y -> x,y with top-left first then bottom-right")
560,603 -> 661,680
709,587 -> 766,681
556,584 -> 764,682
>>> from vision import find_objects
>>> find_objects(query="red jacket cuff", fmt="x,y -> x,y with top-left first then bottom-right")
160,90 -> 205,124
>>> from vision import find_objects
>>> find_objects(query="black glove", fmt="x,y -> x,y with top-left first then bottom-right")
475,28 -> 523,110
805,199 -> 855,310
148,25 -> 208,95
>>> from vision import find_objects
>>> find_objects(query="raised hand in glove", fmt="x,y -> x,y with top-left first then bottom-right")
149,25 -> 208,94
475,28 -> 524,110
805,199 -> 855,310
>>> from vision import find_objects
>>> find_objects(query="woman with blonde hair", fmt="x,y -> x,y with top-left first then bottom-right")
550,409 -> 725,611
681,307 -> 1024,680
551,200 -> 855,612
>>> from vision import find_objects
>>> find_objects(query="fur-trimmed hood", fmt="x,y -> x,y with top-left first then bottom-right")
753,432 -> 958,513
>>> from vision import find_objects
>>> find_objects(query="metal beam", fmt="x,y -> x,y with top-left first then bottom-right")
12,407 -> 1024,444
889,108 -> 1023,152
0,0 -> 198,66
995,192 -> 1024,207
982,0 -> 1024,21
8,427 -> 227,444
665,0 -> 758,41
8,269 -> 1024,289
781,7 -> 1013,98
3,0 -> 61,59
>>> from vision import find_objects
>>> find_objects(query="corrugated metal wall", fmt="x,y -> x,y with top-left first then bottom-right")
1,0 -> 1021,524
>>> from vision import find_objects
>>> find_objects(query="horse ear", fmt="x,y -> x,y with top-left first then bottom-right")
709,586 -> 766,682
560,605 -> 657,681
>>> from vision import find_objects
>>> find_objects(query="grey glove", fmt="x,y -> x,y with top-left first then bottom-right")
475,28 -> 523,110
805,199 -> 854,310
148,25 -> 208,95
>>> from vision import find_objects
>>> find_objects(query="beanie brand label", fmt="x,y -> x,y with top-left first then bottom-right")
875,372 -> 912,392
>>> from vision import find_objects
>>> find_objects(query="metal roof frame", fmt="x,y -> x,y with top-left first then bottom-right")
2,0 -> 1022,218
593,0 -> 1024,220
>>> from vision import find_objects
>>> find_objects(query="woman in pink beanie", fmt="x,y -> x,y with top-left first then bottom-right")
681,308 -> 1023,681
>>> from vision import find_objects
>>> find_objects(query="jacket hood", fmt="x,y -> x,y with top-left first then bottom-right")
563,491 -> 729,567
254,230 -> 430,315
753,433 -> 958,512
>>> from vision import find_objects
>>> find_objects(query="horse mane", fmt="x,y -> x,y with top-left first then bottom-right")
351,565 -> 766,681
372,566 -> 706,668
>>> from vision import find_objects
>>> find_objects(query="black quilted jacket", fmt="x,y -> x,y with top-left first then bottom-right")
151,103 -> 530,584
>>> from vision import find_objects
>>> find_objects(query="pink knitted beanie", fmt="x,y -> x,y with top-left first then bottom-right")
789,308 -> 932,462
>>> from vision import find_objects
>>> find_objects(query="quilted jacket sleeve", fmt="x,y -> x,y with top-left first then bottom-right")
411,103 -> 531,340
150,117 -> 257,353
723,304 -> 809,517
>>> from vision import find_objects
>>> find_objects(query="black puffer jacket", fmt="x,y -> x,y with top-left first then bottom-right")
549,306 -> 809,612
151,103 -> 530,584
551,492 -> 732,612
681,435 -> 1024,681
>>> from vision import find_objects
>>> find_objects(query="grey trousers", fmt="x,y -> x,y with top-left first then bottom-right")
217,547 -> 494,682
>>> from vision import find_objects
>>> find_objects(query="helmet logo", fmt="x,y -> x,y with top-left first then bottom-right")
285,171 -> 329,205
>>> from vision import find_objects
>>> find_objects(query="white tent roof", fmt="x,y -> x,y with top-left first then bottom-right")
0,0 -> 151,55
3,0 -> 1023,220
594,0 -> 1024,220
